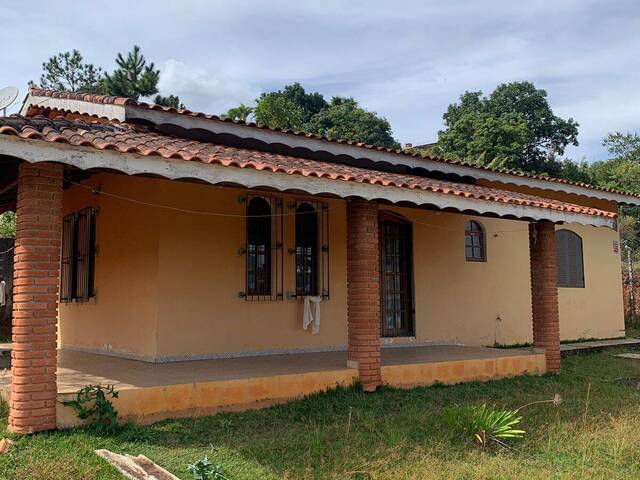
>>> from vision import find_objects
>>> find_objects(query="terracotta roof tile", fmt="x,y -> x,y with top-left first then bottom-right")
25,88 -> 639,200
0,115 -> 615,219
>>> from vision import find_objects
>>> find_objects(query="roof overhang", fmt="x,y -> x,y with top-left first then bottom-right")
20,91 -> 640,208
0,134 -> 616,229
127,106 -> 640,207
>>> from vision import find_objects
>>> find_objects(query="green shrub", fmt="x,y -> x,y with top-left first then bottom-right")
60,384 -> 119,434
187,456 -> 230,480
445,403 -> 525,449
445,394 -> 562,449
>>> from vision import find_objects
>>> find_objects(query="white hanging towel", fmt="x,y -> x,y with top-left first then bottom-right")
0,280 -> 5,307
303,295 -> 322,335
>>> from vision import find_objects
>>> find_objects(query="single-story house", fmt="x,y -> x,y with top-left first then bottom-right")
0,88 -> 636,433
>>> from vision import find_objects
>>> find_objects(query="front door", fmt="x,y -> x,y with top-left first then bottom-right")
380,215 -> 414,337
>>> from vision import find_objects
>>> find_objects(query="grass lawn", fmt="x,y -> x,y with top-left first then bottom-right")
1,349 -> 640,479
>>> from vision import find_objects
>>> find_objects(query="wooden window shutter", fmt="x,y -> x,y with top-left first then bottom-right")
555,229 -> 584,288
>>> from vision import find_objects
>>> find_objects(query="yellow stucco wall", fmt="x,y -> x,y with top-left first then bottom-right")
59,173 -> 348,361
152,179 -> 348,359
59,175 -> 160,359
381,205 -> 625,345
58,173 -> 625,360
557,224 -> 626,340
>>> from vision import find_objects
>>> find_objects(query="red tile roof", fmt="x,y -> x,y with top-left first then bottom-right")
0,115 -> 615,219
24,88 -> 639,200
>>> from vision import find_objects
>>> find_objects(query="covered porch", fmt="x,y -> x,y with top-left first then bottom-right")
1,345 -> 545,428
0,90 -> 624,433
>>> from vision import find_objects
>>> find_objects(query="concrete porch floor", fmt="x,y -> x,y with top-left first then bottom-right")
49,345 -> 542,393
0,345 -> 546,428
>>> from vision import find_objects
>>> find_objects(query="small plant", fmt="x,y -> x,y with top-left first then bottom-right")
187,456 -> 230,480
445,403 -> 524,449
217,414 -> 233,433
445,394 -> 562,449
60,384 -> 119,434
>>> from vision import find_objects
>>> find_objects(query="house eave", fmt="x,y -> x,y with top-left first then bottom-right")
124,106 -> 640,207
20,92 -> 640,207
0,135 -> 616,229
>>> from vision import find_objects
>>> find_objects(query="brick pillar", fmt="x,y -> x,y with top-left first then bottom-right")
346,198 -> 381,392
9,162 -> 63,433
529,221 -> 560,373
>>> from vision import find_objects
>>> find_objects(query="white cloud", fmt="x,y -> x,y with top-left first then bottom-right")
1,0 -> 638,160
156,60 -> 259,114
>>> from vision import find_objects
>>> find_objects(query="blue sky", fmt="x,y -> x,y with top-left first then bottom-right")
2,1 -> 638,161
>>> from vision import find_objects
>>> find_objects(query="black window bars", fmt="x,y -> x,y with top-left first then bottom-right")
289,199 -> 330,300
60,207 -> 97,303
240,194 -> 284,301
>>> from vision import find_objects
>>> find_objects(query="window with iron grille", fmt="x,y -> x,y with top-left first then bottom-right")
464,220 -> 486,262
60,207 -> 97,303
293,200 -> 329,299
243,195 -> 283,301
555,229 -> 585,288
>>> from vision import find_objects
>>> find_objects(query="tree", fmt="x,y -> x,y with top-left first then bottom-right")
253,95 -> 304,130
32,50 -> 102,92
557,158 -> 593,184
307,97 -> 400,149
102,45 -> 160,100
33,47 -> 184,106
591,131 -> 640,273
278,83 -> 327,124
603,132 -> 640,164
251,83 -> 329,130
0,212 -> 15,238
154,94 -> 185,109
225,103 -> 253,122
229,83 -> 399,148
434,82 -> 579,175
252,83 -> 327,128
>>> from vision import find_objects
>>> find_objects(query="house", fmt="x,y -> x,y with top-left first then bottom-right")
0,88 -> 635,433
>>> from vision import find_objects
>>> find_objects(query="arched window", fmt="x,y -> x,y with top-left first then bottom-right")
555,229 -> 584,288
246,197 -> 271,296
295,202 -> 318,296
465,220 -> 486,262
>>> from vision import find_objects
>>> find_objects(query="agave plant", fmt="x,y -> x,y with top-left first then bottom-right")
445,403 -> 525,449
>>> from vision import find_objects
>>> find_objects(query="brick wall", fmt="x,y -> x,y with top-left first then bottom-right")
346,198 -> 381,391
529,221 -> 560,373
9,162 -> 62,433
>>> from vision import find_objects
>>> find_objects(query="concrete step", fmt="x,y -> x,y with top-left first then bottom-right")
561,338 -> 640,356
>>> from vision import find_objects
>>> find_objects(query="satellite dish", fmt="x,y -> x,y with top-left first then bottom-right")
0,87 -> 19,116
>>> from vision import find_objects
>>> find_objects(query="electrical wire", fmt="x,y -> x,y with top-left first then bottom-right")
69,181 -> 529,234
69,181 -> 328,218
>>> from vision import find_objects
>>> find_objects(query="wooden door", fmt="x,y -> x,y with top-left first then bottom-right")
380,217 -> 414,337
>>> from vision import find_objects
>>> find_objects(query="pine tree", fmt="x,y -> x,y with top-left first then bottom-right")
102,46 -> 160,100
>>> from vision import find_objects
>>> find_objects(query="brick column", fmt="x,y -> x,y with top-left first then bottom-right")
529,221 -> 560,373
9,162 -> 63,433
346,198 -> 381,392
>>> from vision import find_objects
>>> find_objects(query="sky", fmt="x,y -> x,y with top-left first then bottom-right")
1,1 -> 639,161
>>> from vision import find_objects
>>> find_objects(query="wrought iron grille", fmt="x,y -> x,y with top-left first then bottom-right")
290,199 -> 330,300
241,194 -> 283,301
60,207 -> 97,303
